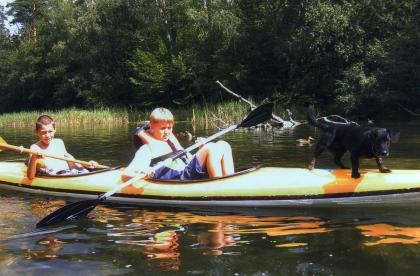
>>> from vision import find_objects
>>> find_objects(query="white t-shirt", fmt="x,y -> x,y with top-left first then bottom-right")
30,138 -> 70,172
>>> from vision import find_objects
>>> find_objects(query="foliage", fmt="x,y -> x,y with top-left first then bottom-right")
0,0 -> 418,119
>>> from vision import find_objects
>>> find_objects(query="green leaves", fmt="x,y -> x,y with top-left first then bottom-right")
0,0 -> 418,117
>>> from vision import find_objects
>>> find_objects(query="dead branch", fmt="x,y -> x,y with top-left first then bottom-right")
397,103 -> 420,116
317,115 -> 359,126
216,80 -> 300,128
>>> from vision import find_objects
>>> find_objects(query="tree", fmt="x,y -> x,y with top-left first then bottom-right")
7,0 -> 47,41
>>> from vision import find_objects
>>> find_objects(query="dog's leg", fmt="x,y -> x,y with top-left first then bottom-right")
350,153 -> 361,178
333,150 -> 348,169
308,133 -> 333,170
308,145 -> 324,170
376,157 -> 391,173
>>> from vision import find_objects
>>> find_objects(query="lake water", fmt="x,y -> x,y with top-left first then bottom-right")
0,119 -> 420,275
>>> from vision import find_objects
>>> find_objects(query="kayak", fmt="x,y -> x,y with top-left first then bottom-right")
1,161 -> 420,208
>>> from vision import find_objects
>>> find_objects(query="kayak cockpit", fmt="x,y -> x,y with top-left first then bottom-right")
34,166 -> 122,178
147,166 -> 261,184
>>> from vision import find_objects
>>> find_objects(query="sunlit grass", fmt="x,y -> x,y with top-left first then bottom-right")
0,108 -> 146,127
0,102 -> 250,128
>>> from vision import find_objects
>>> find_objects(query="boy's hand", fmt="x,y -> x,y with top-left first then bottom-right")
195,137 -> 206,148
87,160 -> 99,169
138,167 -> 155,179
33,151 -> 45,159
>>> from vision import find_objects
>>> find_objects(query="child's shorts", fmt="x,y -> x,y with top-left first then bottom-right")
153,155 -> 207,180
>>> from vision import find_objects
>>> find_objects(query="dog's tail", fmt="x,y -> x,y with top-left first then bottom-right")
307,106 -> 330,131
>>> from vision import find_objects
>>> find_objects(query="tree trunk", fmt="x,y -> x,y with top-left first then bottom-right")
156,0 -> 176,57
29,3 -> 37,42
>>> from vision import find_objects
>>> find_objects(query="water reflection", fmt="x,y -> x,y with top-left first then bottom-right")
25,236 -> 65,260
81,208 -> 331,270
2,194 -> 420,273
357,224 -> 420,246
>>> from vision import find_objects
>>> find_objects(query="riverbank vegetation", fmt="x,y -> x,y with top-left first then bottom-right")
0,101 -> 250,127
0,0 -> 418,119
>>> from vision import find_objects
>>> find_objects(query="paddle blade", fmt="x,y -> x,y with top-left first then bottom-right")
36,199 -> 100,228
0,136 -> 7,152
239,103 -> 273,128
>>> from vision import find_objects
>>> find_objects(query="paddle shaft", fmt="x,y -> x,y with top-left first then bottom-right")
0,142 -> 108,169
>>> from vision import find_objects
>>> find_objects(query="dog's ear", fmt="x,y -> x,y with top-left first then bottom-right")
387,129 -> 400,143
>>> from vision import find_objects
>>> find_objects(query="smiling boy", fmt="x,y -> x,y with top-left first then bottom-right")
27,115 -> 98,179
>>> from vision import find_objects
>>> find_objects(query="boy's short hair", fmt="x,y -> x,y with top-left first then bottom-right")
36,115 -> 55,131
150,108 -> 174,124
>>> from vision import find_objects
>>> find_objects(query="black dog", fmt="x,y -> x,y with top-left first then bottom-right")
307,106 -> 400,178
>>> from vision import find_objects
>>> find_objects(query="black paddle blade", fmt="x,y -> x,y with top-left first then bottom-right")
239,103 -> 273,128
36,199 -> 101,228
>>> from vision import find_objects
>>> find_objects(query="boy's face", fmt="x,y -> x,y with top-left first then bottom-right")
150,121 -> 173,141
35,123 -> 56,145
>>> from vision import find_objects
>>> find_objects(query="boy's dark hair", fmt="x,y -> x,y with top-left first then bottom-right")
36,115 -> 55,131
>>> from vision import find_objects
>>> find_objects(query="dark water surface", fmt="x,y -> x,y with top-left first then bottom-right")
1,120 -> 420,275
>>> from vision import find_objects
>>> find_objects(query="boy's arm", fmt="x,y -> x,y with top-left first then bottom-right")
121,145 -> 153,181
27,145 -> 45,179
27,153 -> 39,179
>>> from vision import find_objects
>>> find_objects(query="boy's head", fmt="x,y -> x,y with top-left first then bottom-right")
150,108 -> 174,125
149,108 -> 174,141
35,115 -> 56,145
36,115 -> 55,131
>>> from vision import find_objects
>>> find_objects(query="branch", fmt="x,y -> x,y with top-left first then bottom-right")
216,80 -> 302,127
397,103 -> 420,116
317,115 -> 359,126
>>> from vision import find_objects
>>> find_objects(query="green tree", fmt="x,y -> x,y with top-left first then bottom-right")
6,0 -> 47,41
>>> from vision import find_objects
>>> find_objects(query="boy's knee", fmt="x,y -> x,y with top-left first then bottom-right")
216,140 -> 232,152
204,142 -> 217,151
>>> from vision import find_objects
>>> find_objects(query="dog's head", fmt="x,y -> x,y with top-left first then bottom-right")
371,128 -> 400,157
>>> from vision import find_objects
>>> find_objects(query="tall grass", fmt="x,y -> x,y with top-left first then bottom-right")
0,102 -> 250,128
189,101 -> 248,128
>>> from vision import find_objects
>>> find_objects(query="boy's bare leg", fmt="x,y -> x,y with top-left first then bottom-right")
216,141 -> 234,176
197,141 -> 234,178
197,143 -> 222,177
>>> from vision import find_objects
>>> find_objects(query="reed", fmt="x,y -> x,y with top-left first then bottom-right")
0,102 -> 250,128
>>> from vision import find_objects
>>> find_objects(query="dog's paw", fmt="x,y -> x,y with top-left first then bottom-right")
308,159 -> 316,170
351,172 -> 361,179
379,167 -> 391,173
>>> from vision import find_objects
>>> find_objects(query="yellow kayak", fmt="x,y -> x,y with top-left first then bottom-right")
1,161 -> 420,207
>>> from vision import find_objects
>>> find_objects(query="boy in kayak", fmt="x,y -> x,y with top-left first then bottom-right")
121,107 -> 234,181
27,115 -> 98,179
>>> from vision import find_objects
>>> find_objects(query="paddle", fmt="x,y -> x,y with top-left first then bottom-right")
0,136 -> 108,169
35,103 -> 273,228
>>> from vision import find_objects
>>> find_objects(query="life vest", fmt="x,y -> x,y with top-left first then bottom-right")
132,124 -> 188,165
133,124 -> 150,150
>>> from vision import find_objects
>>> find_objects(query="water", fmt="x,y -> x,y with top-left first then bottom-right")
0,120 -> 420,275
